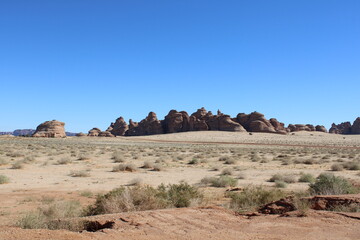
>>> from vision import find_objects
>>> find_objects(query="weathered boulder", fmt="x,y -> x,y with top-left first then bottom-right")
351,117 -> 360,134
163,110 -> 190,133
270,118 -> 287,134
236,112 -> 276,133
88,128 -> 101,137
76,132 -> 86,137
329,122 -> 352,134
126,112 -> 164,136
98,131 -> 115,137
315,125 -> 327,132
32,120 -> 66,138
258,197 -> 296,214
109,117 -> 128,136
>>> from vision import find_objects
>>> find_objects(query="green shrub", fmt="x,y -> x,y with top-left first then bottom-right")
86,183 -> 202,216
0,175 -> 10,184
200,176 -> 238,188
228,186 -> 286,212
275,180 -> 287,188
309,173 -> 355,195
331,164 -> 344,171
17,200 -> 85,231
298,173 -> 315,183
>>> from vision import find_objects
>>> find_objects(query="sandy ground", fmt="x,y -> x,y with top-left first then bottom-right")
0,131 -> 360,239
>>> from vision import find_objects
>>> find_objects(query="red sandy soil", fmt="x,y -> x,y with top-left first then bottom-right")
1,206 -> 359,240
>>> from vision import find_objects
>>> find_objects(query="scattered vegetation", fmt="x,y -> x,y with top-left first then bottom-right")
228,186 -> 286,212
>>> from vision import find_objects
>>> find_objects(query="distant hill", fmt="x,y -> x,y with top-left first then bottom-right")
0,129 -> 77,136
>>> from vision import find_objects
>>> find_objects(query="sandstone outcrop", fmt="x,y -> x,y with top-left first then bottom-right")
32,120 -> 66,138
163,110 -> 190,133
98,131 -> 115,137
76,132 -> 86,137
108,117 -> 129,136
351,117 -> 360,134
100,108 -> 357,137
88,128 -> 101,137
126,112 -> 164,136
236,112 -> 277,133
315,125 -> 327,132
329,122 -> 352,134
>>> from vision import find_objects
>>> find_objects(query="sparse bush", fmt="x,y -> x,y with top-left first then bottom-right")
224,158 -> 236,164
269,173 -> 296,183
309,173 -> 355,195
0,158 -> 8,165
69,170 -> 90,177
331,163 -> 344,171
86,183 -> 202,215
188,158 -> 199,165
57,158 -> 72,165
298,173 -> 315,183
228,186 -> 286,212
112,163 -> 136,172
142,161 -> 154,169
0,175 -> 10,184
275,180 -> 287,188
343,161 -> 360,171
152,164 -> 163,171
11,161 -> 24,169
17,200 -> 85,231
201,176 -> 238,188
112,152 -> 124,163
221,168 -> 233,176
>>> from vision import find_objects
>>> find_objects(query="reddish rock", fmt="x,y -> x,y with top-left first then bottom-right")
258,197 -> 296,214
307,194 -> 360,210
32,120 -> 66,138
163,110 -> 190,133
88,128 -> 101,137
98,131 -> 115,137
352,117 -> 360,134
329,122 -> 352,134
315,125 -> 327,132
126,112 -> 164,136
109,117 -> 128,136
236,112 -> 276,133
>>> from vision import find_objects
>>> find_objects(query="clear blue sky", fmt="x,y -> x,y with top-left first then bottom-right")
0,0 -> 359,132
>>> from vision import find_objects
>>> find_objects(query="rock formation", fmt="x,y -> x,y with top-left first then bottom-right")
88,108 -> 358,137
351,117 -> 360,134
32,120 -> 66,138
98,131 -> 115,137
163,110 -> 191,133
108,117 -> 129,136
329,122 -> 352,134
126,112 -> 164,136
88,128 -> 101,137
76,132 -> 86,137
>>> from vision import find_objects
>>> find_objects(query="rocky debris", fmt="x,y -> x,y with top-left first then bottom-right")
307,194 -> 360,211
109,117 -> 129,136
351,118 -> 360,134
258,197 -> 296,214
329,122 -> 352,134
88,128 -> 102,137
98,131 -> 115,137
126,112 -> 164,136
32,120 -> 66,138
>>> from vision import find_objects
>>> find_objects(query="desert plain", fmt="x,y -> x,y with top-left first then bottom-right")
0,131 -> 360,239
